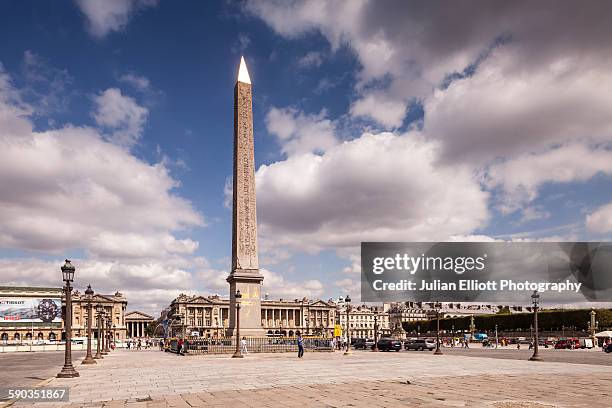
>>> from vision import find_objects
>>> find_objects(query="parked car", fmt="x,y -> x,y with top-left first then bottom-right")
554,338 -> 580,349
354,338 -> 375,350
377,338 -> 402,351
604,343 -> 612,353
404,339 -> 436,351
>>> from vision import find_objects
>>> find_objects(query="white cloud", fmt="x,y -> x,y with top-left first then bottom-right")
485,143 -> 612,214
425,48 -> 612,164
349,93 -> 407,129
119,73 -> 151,91
334,278 -> 360,300
93,87 -> 148,147
257,131 -> 489,252
21,50 -> 73,116
75,0 -> 158,38
0,67 -> 206,315
265,107 -> 337,156
261,268 -> 324,300
341,254 -> 360,275
247,0 -> 612,133
586,203 -> 612,234
297,51 -> 324,68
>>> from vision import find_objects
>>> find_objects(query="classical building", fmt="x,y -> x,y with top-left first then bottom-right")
337,303 -> 391,340
125,311 -> 155,338
168,294 -> 336,338
0,286 -> 128,342
62,289 -> 127,341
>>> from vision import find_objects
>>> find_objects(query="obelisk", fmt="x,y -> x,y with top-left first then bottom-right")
227,56 -> 264,336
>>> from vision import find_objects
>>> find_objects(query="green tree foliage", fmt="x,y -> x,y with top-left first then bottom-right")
403,309 -> 612,332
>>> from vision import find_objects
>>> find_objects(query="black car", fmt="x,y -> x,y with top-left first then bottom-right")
404,339 -> 436,351
353,338 -> 375,350
605,343 -> 612,353
377,338 -> 402,351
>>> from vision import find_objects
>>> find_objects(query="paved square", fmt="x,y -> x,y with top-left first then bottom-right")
12,350 -> 612,407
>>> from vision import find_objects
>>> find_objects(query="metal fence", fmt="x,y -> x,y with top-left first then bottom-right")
168,336 -> 333,355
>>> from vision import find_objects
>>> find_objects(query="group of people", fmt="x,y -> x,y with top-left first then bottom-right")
126,338 -> 155,350
446,338 -> 470,348
331,337 -> 347,350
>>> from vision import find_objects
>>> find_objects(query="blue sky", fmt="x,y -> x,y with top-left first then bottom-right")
0,1 -> 611,314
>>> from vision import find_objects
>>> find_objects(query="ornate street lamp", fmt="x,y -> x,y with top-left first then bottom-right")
94,303 -> 103,359
589,309 -> 598,347
112,324 -> 116,347
57,260 -> 79,378
529,291 -> 542,361
82,285 -> 96,364
372,311 -> 379,352
232,290 -> 243,358
179,313 -> 186,338
434,302 -> 443,355
495,324 -> 499,349
101,310 -> 108,355
105,318 -> 112,352
343,295 -> 352,355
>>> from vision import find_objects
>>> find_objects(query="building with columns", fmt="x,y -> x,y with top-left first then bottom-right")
125,311 -> 155,338
168,294 -> 336,338
71,290 -> 128,340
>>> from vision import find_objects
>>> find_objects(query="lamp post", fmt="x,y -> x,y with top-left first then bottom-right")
529,291 -> 542,361
82,285 -> 96,364
100,311 -> 108,355
344,295 -> 352,355
94,303 -> 103,359
179,313 -> 186,338
104,317 -> 111,353
434,302 -> 443,355
589,309 -> 597,347
57,260 -> 79,378
232,290 -> 243,358
112,324 -> 116,348
372,312 -> 379,352
495,324 -> 499,349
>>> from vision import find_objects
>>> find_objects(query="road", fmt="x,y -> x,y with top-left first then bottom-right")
361,346 -> 612,365
0,351 -> 84,401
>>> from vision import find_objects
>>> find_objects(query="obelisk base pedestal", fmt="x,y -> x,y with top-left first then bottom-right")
227,270 -> 265,337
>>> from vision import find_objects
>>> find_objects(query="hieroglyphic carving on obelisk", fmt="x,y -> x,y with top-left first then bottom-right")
227,56 -> 264,336
232,56 -> 259,272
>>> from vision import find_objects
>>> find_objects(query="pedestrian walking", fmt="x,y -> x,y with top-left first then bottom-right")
240,336 -> 248,354
297,333 -> 304,358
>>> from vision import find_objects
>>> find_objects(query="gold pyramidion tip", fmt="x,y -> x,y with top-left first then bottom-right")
238,56 -> 251,84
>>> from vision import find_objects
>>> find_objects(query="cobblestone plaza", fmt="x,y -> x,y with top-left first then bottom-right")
10,349 -> 612,408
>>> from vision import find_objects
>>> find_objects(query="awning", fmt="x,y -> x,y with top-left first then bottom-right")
594,331 -> 612,338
